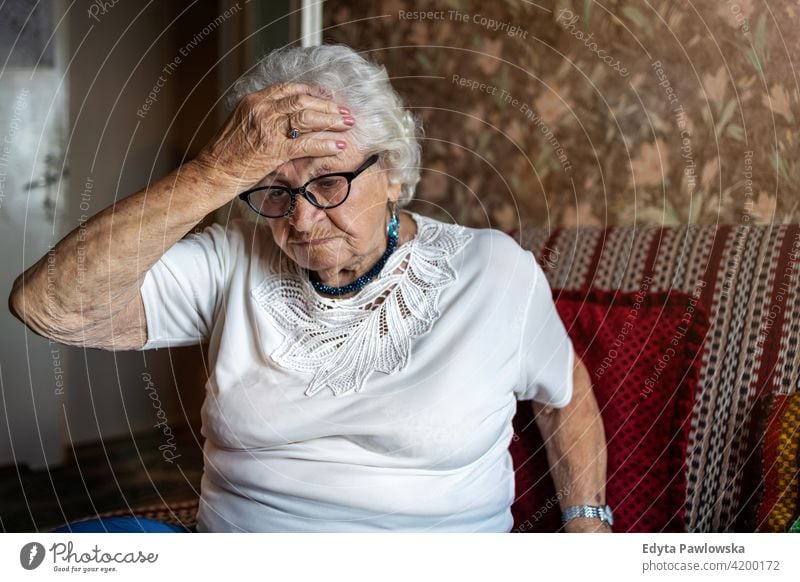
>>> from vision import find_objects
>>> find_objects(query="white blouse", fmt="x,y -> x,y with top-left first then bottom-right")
137,212 -> 574,532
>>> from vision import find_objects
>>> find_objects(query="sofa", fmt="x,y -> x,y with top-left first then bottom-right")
511,223 -> 800,533
69,223 -> 800,533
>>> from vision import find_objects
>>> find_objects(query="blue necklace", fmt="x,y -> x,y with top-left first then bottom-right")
309,211 -> 400,296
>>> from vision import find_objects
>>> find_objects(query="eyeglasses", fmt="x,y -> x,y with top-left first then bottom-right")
238,154 -> 380,218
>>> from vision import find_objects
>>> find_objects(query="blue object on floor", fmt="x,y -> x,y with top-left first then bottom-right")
50,516 -> 189,533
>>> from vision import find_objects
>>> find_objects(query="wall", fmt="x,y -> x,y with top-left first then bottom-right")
0,0 -> 70,469
59,0 -> 175,452
0,0 -> 256,468
323,0 -> 799,230
1,0 -> 302,469
60,0 -> 246,449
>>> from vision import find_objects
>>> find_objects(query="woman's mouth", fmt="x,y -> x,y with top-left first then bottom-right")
291,237 -> 333,246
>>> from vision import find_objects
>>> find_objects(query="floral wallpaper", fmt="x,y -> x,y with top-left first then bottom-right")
323,0 -> 800,230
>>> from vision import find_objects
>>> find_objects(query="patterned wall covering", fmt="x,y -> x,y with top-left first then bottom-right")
322,0 -> 799,230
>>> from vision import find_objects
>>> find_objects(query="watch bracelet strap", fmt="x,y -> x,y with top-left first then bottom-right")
561,505 -> 612,526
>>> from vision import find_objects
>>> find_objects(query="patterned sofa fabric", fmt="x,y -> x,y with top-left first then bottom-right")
522,223 -> 800,532
511,287 -> 709,532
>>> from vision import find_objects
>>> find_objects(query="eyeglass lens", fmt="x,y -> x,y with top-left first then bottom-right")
249,175 -> 350,217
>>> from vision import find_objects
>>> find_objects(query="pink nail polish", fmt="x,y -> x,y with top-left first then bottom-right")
336,140 -> 347,149
339,106 -> 351,115
343,117 -> 355,126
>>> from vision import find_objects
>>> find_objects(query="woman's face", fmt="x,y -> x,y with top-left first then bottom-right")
263,136 -> 401,277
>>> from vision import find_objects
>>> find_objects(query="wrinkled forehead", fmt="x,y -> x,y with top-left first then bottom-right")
267,157 -> 333,181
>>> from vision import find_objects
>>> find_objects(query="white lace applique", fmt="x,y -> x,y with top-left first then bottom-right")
251,214 -> 473,397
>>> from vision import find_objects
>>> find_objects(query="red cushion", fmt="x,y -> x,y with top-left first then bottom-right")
509,288 -> 709,532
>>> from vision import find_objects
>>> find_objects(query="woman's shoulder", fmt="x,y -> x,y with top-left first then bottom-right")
413,213 -> 529,260
179,217 -> 279,279
465,224 -> 525,253
190,217 -> 274,251
411,212 -> 537,281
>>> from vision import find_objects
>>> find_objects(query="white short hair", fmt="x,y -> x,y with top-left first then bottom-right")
224,44 -> 423,206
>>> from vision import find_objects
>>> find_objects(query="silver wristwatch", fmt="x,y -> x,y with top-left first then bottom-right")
562,504 -> 614,527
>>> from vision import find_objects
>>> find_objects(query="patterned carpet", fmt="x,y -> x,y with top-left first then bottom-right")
0,425 -> 203,532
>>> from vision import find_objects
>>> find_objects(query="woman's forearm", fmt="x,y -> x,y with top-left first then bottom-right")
533,354 -> 610,532
9,159 -> 232,342
9,83 -> 351,348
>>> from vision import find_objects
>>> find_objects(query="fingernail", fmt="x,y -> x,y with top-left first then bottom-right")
342,116 -> 355,126
336,140 -> 347,149
339,106 -> 351,115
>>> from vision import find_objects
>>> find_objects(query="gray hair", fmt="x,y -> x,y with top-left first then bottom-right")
224,44 -> 423,206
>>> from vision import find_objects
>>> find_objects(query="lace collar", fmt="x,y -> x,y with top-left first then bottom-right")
251,212 -> 473,397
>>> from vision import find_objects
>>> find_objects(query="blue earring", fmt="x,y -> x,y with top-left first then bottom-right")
387,202 -> 399,237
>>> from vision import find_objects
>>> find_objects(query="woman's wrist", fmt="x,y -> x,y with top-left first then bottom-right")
563,517 -> 613,533
176,158 -> 243,217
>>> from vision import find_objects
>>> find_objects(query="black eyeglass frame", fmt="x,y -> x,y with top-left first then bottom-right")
238,154 -> 381,218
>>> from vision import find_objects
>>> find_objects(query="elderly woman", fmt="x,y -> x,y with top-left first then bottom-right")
10,44 -> 610,533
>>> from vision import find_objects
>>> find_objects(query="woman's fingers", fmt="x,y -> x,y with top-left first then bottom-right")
193,81 -> 354,191
256,81 -> 331,102
285,109 -> 354,135
285,135 -> 348,158
253,82 -> 345,116
273,91 -> 346,117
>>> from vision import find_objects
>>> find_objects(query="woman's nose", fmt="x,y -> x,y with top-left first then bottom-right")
287,193 -> 323,231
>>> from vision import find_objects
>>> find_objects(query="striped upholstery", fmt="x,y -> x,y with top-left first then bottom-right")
521,224 -> 800,532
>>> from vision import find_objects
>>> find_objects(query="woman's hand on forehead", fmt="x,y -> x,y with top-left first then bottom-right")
193,82 -> 354,191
